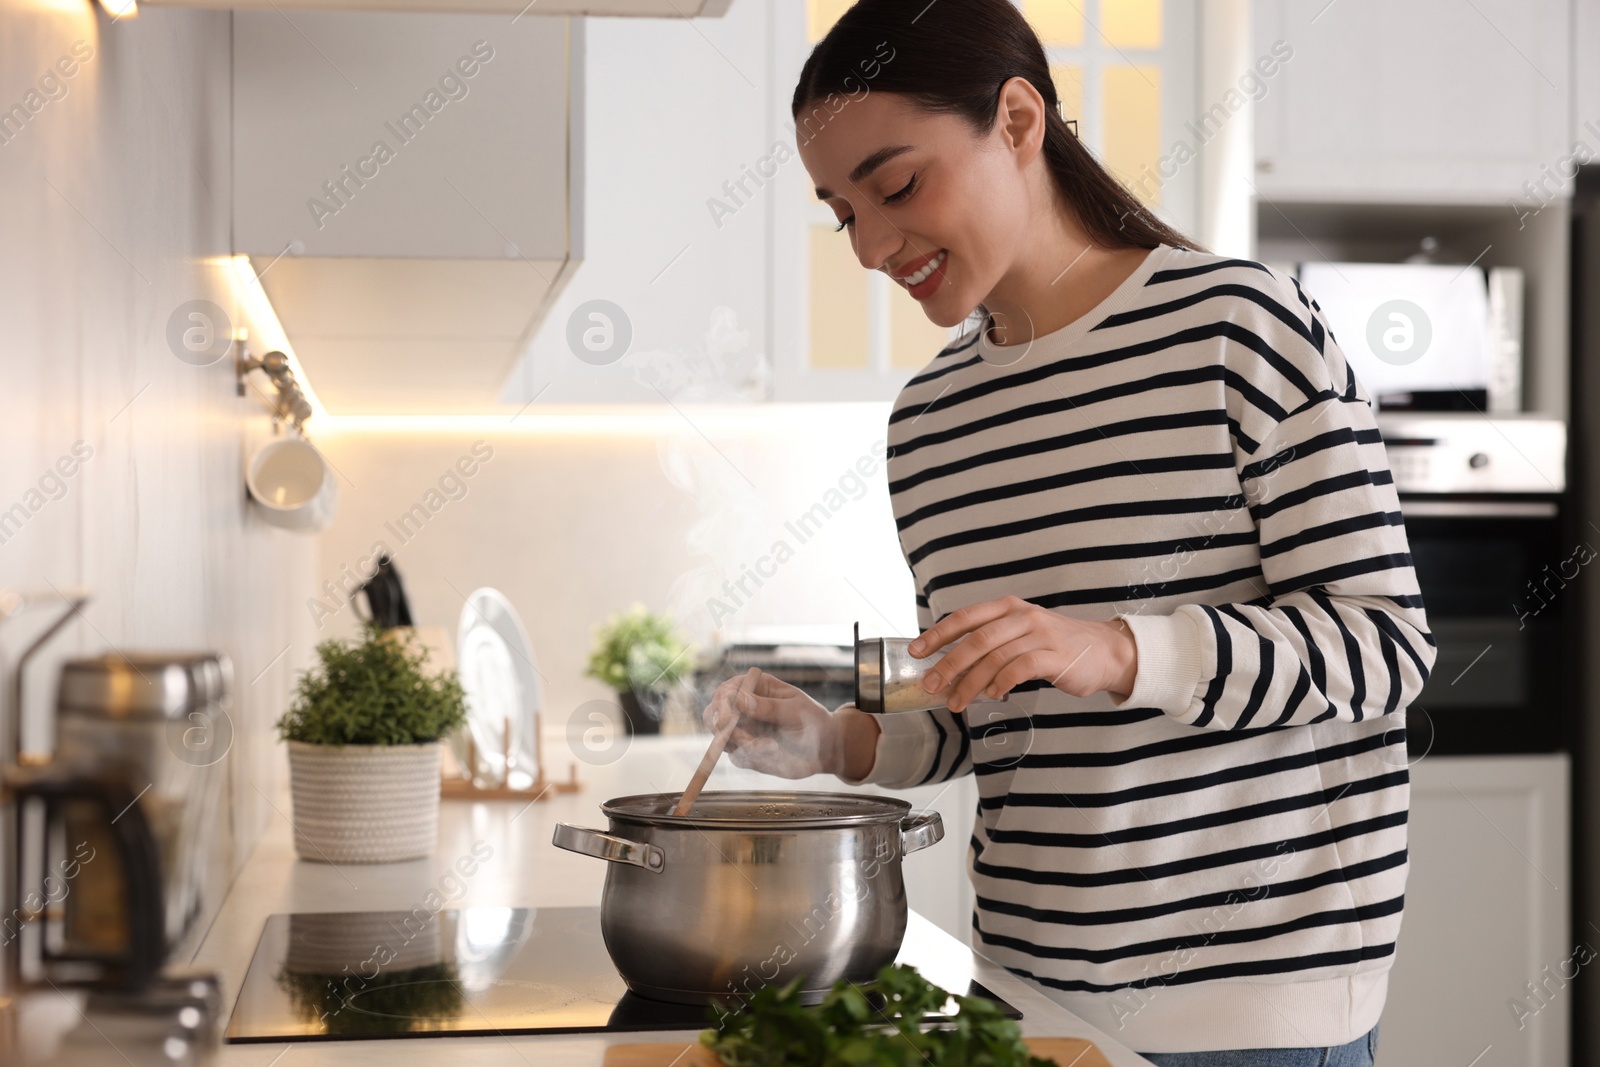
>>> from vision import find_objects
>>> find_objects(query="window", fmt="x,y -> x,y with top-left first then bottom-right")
807,0 -> 854,42
799,0 -> 954,381
1027,0 -> 1172,211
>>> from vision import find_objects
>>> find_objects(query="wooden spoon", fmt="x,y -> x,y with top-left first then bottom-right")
674,666 -> 759,816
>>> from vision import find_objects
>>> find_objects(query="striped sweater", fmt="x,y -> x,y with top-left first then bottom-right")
842,245 -> 1436,1052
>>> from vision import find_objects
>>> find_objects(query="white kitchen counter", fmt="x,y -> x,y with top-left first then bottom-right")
29,735 -> 1155,1066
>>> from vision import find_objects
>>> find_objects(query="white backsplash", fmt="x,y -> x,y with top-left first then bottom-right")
314,405 -> 920,745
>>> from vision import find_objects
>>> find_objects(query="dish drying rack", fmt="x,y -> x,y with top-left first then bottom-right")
440,714 -> 580,801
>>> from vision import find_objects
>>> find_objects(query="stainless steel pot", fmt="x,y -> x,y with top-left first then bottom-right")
552,790 -> 944,1005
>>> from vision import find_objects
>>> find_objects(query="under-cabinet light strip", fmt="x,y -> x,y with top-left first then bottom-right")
314,405 -> 892,436
218,260 -> 889,438
220,255 -> 330,426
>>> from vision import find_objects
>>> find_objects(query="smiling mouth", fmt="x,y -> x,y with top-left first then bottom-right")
893,249 -> 946,287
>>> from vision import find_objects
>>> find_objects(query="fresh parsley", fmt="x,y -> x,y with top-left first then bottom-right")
700,963 -> 1058,1067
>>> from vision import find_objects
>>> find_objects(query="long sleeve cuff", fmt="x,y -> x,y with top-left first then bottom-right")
1109,609 -> 1207,716
832,706 -> 939,789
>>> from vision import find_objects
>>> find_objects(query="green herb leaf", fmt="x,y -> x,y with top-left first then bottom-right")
584,604 -> 693,692
700,963 -> 1052,1067
275,622 -> 468,746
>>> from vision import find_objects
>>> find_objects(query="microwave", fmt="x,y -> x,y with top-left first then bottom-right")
1296,261 -> 1523,414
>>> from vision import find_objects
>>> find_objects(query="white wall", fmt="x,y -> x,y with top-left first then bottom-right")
313,404 -> 920,743
0,3 -> 316,961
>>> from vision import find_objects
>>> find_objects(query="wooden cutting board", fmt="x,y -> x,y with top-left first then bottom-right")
602,1037 -> 1112,1067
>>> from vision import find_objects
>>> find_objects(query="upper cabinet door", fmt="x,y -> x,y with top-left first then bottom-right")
1252,0 -> 1571,204
235,12 -> 576,261
233,12 -> 582,415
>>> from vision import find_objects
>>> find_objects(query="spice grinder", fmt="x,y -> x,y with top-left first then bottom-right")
852,621 -> 1010,714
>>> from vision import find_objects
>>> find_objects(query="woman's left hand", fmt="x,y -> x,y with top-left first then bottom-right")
909,595 -> 1138,713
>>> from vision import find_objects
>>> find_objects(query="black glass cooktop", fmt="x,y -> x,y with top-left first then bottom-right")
225,906 -> 1022,1043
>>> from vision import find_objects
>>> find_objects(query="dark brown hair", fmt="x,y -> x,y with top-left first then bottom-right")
791,0 -> 1201,254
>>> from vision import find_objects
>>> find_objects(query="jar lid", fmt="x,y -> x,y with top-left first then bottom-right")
57,652 -> 232,720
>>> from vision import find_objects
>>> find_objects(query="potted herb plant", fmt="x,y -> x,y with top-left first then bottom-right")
277,623 -> 467,863
584,604 -> 693,735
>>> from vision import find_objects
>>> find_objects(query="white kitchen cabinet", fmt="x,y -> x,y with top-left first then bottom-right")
233,11 -> 582,414
1251,0 -> 1570,204
1377,754 -> 1570,1067
499,2 -> 776,407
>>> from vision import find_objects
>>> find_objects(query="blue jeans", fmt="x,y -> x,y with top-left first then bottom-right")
1139,1024 -> 1378,1067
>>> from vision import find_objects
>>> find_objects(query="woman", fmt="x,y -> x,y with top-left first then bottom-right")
707,1 -> 1434,1063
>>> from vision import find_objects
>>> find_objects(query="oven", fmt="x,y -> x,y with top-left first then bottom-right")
1370,414 -> 1574,1067
1380,414 -> 1572,757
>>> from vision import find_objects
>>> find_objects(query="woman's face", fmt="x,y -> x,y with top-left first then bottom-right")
797,88 -> 1039,329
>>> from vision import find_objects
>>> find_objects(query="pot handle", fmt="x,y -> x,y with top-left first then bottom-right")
552,823 -> 665,873
900,810 -> 944,855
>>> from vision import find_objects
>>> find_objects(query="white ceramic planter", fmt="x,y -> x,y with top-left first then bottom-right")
286,740 -> 441,863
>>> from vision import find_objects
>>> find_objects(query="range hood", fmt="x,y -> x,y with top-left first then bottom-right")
231,10 -> 585,414
157,0 -> 731,16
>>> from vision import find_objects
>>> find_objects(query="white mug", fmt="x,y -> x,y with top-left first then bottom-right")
246,436 -> 337,532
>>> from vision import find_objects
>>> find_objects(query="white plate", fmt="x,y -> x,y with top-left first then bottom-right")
455,588 -> 543,789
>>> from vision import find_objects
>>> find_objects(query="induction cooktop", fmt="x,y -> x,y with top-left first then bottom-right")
225,906 -> 1023,1043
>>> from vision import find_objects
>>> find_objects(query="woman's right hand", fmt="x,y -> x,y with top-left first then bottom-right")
703,669 -> 880,781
